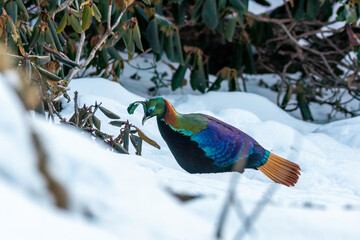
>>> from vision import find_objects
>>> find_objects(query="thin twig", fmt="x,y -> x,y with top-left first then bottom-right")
216,173 -> 241,239
108,0 -> 113,30
76,32 -> 86,62
111,5 -> 128,31
51,0 -> 74,18
74,91 -> 79,126
130,48 -> 152,60
283,0 -> 293,20
233,185 -> 278,240
49,100 -> 64,121
46,100 -> 55,122
126,61 -> 157,71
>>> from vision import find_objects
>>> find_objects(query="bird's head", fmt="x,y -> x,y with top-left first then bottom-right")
127,97 -> 166,125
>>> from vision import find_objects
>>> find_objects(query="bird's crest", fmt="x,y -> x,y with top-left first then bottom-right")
127,100 -> 146,114
128,97 -> 167,125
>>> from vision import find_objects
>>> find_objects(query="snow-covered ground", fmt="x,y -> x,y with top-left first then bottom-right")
1,61 -> 360,240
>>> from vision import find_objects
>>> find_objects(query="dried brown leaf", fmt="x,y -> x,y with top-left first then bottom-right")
135,127 -> 160,149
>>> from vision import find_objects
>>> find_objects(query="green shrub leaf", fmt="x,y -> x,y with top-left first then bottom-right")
202,0 -> 218,30
99,106 -> 121,119
82,5 -> 92,31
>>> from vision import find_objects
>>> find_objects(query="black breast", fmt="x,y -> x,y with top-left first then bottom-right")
157,117 -> 232,173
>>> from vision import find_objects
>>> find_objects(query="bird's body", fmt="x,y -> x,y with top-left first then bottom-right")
128,97 -> 301,187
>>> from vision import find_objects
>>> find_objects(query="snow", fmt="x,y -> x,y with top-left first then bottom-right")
0,181 -> 119,240
0,72 -> 46,195
248,0 -> 284,15
1,58 -> 360,240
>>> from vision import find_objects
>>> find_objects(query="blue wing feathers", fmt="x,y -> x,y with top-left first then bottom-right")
190,114 -> 267,168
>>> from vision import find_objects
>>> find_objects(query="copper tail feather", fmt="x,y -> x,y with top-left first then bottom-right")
257,153 -> 301,187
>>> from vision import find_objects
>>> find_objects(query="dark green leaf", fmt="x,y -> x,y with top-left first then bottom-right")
164,30 -> 175,61
123,29 -> 135,60
19,26 -> 28,44
87,115 -> 94,127
208,75 -> 224,91
63,92 -> 71,103
336,6 -> 346,22
5,1 -> 17,25
95,130 -> 111,139
192,0 -> 204,22
78,108 -> 89,123
173,28 -> 184,64
44,28 -> 55,47
69,14 -> 82,33
98,0 -> 110,23
99,106 -> 120,119
109,120 -> 127,127
47,19 -> 63,52
92,115 -> 101,130
280,84 -> 292,109
229,0 -> 247,14
100,48 -> 109,65
190,54 -> 207,93
29,25 -> 40,48
254,0 -> 270,6
296,83 -> 313,121
53,54 -> 79,68
171,54 -> 191,91
91,4 -> 102,22
114,143 -> 129,154
36,31 -> 46,52
294,0 -> 305,20
228,76 -> 240,91
225,17 -> 237,42
114,60 -> 122,78
133,20 -> 144,52
71,9 -> 82,18
123,122 -> 130,151
202,0 -> 218,30
35,64 -> 62,81
15,0 -> 29,21
245,43 -> 256,73
172,2 -> 186,25
218,0 -> 227,11
130,134 -> 142,155
107,46 -> 121,60
146,19 -> 161,54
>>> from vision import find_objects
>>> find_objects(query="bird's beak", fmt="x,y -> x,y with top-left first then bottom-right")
142,115 -> 151,125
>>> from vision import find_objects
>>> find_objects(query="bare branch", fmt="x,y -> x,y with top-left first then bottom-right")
108,0 -> 113,30
76,32 -> 86,63
66,3 -> 130,82
111,5 -> 128,31
74,91 -> 79,127
51,0 -> 74,18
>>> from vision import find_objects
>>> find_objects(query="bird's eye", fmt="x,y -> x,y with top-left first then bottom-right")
148,106 -> 155,113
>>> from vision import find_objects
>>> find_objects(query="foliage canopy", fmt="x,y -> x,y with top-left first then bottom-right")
0,0 -> 360,120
